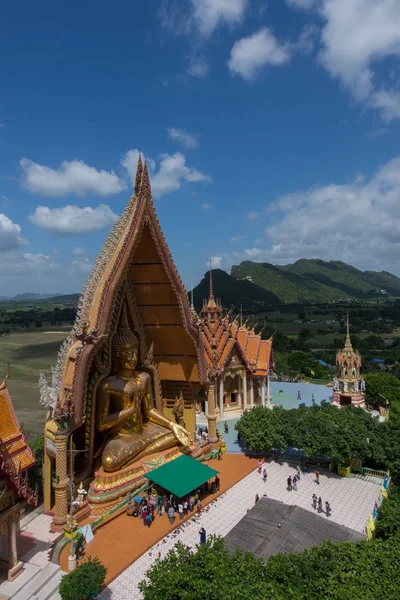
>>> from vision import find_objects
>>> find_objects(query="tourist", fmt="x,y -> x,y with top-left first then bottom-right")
325,501 -> 331,516
224,421 -> 229,433
167,505 -> 175,525
305,461 -> 311,474
178,502 -> 184,520
189,495 -> 195,512
263,468 -> 267,483
297,390 -> 302,400
312,393 -> 316,404
145,511 -> 152,528
141,506 -> 147,522
255,494 -> 260,504
315,470 -> 320,485
287,476 -> 292,491
218,448 -> 222,461
293,477 -> 297,491
296,464 -> 301,479
215,475 -> 220,491
318,497 -> 322,513
258,459 -> 263,474
312,493 -> 317,509
199,527 -> 207,545
197,498 -> 202,514
183,499 -> 188,515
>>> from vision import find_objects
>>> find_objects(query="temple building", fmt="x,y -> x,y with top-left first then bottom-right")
43,155 -> 207,523
195,269 -> 274,420
332,315 -> 366,408
0,367 -> 37,581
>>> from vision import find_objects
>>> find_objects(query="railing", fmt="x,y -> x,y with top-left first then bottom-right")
363,467 -> 388,479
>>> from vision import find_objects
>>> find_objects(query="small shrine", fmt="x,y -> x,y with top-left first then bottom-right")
0,366 -> 37,581
332,315 -> 366,408
193,268 -> 274,441
42,155 -> 207,524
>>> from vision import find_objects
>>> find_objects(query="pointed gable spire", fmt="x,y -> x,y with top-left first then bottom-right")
345,312 -> 352,348
140,159 -> 152,200
134,152 -> 143,194
209,258 -> 215,303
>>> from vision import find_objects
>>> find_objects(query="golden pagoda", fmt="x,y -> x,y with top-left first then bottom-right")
0,366 -> 37,581
332,314 -> 366,408
196,268 -> 274,443
42,155 -> 206,524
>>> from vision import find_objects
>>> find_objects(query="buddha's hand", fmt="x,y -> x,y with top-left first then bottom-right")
171,422 -> 192,449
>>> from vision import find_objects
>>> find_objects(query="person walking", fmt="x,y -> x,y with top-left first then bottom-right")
189,495 -> 194,512
263,468 -> 267,483
287,476 -> 292,491
258,459 -> 263,474
255,494 -> 260,504
312,493 -> 317,509
197,498 -> 202,514
145,511 -> 152,528
183,499 -> 188,515
293,477 -> 297,491
325,501 -> 331,516
217,447 -> 222,461
215,476 -> 220,491
296,464 -> 301,479
318,497 -> 322,513
315,470 -> 320,485
167,505 -> 175,525
199,527 -> 207,545
178,502 -> 184,520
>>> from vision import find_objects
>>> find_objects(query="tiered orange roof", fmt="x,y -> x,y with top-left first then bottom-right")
197,271 -> 274,378
0,369 -> 36,477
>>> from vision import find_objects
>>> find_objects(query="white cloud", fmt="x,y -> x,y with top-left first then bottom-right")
246,155 -> 400,272
73,247 -> 85,256
228,28 -> 291,81
150,153 -> 212,199
190,0 -> 248,37
210,255 -> 223,268
187,55 -> 210,78
167,127 -> 200,148
244,247 -> 263,258
29,205 -> 118,235
0,214 -> 28,251
230,235 -> 246,242
247,211 -> 262,220
20,158 -> 126,197
72,257 -> 93,275
201,203 -> 211,210
286,0 -> 400,121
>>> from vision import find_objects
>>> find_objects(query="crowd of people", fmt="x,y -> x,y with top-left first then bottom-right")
128,476 -> 221,529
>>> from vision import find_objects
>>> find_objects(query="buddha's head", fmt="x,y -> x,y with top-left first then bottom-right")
112,305 -> 139,374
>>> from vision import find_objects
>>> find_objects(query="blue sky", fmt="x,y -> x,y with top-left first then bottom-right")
1,0 -> 400,295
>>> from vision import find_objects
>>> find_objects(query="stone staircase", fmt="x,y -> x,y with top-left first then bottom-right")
0,562 -> 64,600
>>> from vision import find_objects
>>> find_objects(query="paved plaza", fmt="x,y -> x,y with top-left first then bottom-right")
98,461 -> 383,600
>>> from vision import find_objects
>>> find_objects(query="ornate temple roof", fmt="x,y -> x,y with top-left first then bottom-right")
197,270 -> 274,377
336,314 -> 362,369
48,154 -> 206,428
0,368 -> 37,505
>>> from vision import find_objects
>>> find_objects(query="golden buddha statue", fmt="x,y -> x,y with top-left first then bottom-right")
96,307 -> 192,472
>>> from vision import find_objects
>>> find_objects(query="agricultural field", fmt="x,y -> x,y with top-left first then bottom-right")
0,330 -> 67,440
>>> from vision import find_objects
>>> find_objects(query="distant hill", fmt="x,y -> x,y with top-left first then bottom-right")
191,269 -> 281,311
42,293 -> 80,303
230,259 -> 400,303
0,293 -> 79,303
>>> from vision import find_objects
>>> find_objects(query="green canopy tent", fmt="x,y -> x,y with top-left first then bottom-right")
144,455 -> 219,498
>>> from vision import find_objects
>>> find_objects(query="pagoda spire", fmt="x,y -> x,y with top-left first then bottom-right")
134,152 -> 143,194
209,259 -> 215,303
345,312 -> 352,348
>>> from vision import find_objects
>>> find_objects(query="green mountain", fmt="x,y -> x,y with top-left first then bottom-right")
191,269 -> 281,311
229,259 -> 400,303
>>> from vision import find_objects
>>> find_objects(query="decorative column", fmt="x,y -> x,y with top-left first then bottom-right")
267,374 -> 271,408
261,380 -> 266,407
250,377 -> 254,408
207,381 -> 218,448
53,432 -> 69,527
219,377 -> 224,418
237,375 -> 242,408
242,372 -> 247,411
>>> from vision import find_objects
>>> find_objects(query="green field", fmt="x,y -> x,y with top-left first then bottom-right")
0,330 -> 67,440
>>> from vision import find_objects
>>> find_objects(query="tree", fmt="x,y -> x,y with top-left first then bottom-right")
59,556 -> 107,600
140,535 -> 400,600
365,373 -> 400,423
29,434 -> 44,502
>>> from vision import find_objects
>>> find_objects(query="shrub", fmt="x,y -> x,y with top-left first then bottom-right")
59,556 -> 107,600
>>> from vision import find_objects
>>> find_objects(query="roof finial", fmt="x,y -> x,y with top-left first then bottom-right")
345,312 -> 351,346
0,362 -> 10,392
134,151 -> 143,194
141,160 -> 152,199
209,258 -> 214,302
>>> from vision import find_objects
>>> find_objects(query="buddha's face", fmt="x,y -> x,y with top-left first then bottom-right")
115,343 -> 138,373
